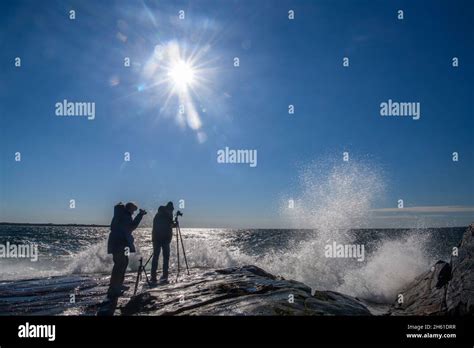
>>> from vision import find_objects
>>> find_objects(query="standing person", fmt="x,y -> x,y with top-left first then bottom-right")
150,201 -> 175,284
107,202 -> 147,298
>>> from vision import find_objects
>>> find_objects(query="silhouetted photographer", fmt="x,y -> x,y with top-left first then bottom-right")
107,202 -> 146,298
150,202 -> 176,283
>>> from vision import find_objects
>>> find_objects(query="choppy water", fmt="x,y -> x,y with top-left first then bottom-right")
0,224 -> 465,303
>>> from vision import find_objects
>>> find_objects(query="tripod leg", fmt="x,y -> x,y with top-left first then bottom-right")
133,258 -> 143,296
178,224 -> 190,275
143,253 -> 154,268
142,252 -> 154,285
176,227 -> 180,281
143,268 -> 150,284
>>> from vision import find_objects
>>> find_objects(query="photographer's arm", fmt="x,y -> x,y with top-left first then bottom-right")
123,211 -> 145,233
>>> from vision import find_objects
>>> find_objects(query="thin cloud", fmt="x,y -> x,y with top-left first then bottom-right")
372,205 -> 474,213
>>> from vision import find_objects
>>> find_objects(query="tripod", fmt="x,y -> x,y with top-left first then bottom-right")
133,211 -> 189,295
174,213 -> 190,280
133,253 -> 153,295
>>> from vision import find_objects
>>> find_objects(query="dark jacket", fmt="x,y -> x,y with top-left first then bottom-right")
152,206 -> 174,244
107,204 -> 144,254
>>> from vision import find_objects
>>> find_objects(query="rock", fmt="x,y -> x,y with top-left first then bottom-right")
446,223 -> 474,315
0,266 -> 370,316
122,265 -> 371,316
390,224 -> 474,316
390,261 -> 450,315
0,274 -> 136,316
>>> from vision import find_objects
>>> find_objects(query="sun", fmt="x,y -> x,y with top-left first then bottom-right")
167,60 -> 196,92
139,40 -> 216,143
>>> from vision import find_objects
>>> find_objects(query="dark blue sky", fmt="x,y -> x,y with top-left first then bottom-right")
1,0 -> 473,228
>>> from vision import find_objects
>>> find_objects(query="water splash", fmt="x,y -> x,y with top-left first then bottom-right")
258,159 -> 438,302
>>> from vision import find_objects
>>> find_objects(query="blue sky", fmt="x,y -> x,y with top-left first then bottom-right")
1,0 -> 473,228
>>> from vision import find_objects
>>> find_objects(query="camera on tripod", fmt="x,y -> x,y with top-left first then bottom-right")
174,210 -> 183,224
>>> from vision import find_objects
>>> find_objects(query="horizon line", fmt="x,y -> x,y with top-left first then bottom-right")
0,221 -> 470,230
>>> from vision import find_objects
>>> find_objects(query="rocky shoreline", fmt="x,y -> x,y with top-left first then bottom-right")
1,224 -> 472,316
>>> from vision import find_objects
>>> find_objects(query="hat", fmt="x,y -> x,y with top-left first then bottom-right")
125,202 -> 138,211
166,201 -> 174,210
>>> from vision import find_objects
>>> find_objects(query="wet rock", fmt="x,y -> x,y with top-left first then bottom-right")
390,224 -> 474,316
446,224 -> 474,315
0,266 -> 370,316
390,261 -> 450,315
0,274 -> 135,316
122,265 -> 371,316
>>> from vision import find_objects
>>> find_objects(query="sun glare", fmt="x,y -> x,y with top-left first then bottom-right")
140,40 -> 215,142
167,60 -> 196,92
